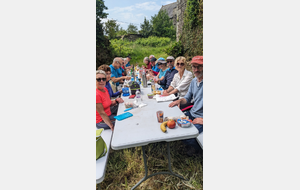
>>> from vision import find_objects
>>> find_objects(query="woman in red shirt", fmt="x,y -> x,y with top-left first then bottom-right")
96,70 -> 124,131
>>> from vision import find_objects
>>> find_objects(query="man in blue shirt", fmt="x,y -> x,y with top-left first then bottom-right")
158,56 -> 178,90
169,55 -> 203,155
110,57 -> 131,86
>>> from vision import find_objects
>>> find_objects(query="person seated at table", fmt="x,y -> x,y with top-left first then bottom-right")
96,70 -> 124,130
144,57 -> 151,70
162,56 -> 193,101
98,65 -> 123,97
125,55 -> 132,70
151,58 -> 167,88
151,57 -> 161,76
110,57 -> 131,87
168,56 -> 203,155
158,56 -> 178,90
98,65 -> 122,115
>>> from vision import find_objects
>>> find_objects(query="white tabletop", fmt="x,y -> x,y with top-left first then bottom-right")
111,86 -> 199,150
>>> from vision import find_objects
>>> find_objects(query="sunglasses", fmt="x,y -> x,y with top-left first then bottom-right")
167,60 -> 173,63
96,78 -> 106,82
177,62 -> 185,66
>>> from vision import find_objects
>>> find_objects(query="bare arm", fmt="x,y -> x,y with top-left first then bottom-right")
96,103 -> 114,131
163,86 -> 177,96
168,98 -> 188,109
111,76 -> 130,83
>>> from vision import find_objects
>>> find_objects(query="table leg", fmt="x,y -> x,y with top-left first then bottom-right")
131,142 -> 187,190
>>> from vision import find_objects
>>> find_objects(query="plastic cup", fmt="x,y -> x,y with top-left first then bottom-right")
156,111 -> 164,123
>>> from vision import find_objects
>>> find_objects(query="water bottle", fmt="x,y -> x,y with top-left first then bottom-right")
135,89 -> 141,105
142,70 -> 147,88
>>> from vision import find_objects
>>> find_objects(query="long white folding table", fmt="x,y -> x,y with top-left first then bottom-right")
111,85 -> 199,189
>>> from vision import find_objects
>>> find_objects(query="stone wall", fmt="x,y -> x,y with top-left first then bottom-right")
175,0 -> 187,41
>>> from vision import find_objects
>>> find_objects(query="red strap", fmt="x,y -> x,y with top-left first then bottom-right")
181,105 -> 193,112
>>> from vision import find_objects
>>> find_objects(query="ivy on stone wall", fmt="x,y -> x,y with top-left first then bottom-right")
180,0 -> 203,58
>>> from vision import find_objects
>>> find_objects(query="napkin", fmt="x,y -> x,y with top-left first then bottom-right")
155,94 -> 177,102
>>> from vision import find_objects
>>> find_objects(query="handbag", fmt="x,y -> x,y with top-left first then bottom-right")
96,128 -> 108,160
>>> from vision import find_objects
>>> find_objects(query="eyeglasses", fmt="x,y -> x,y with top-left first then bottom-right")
167,60 -> 173,63
96,78 -> 106,82
116,61 -> 121,65
192,65 -> 203,70
177,62 -> 185,66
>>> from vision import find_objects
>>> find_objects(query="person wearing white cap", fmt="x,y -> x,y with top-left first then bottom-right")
157,56 -> 178,90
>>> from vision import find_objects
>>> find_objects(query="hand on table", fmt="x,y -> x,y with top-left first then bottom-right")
192,118 -> 203,125
116,97 -> 124,103
162,90 -> 170,96
169,100 -> 180,108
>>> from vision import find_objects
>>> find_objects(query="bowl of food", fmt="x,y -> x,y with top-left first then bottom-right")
125,102 -> 134,108
176,119 -> 191,128
154,90 -> 161,95
147,93 -> 154,99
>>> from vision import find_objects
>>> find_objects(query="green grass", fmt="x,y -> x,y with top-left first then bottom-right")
98,141 -> 203,190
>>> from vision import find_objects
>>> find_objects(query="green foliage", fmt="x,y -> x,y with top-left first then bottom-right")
104,19 -> 119,39
151,10 -> 176,39
96,0 -> 108,47
110,37 -> 174,66
96,0 -> 113,68
139,17 -> 153,37
180,0 -> 203,57
116,27 -> 127,36
96,0 -> 108,20
164,40 -> 184,58
185,0 -> 202,29
110,39 -> 134,58
127,23 -> 138,34
134,36 -> 171,47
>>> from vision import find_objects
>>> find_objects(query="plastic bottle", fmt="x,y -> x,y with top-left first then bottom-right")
151,80 -> 155,93
135,89 -> 141,105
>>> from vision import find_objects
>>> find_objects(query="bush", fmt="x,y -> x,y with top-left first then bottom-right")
164,41 -> 184,58
134,36 -> 171,47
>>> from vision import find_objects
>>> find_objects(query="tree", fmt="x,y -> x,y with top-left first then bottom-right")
127,23 -> 138,34
140,17 -> 153,37
151,10 -> 176,39
96,0 -> 112,69
104,19 -> 119,39
96,0 -> 108,47
117,27 -> 127,36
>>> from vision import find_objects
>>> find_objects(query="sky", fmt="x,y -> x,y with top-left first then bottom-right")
102,0 -> 176,30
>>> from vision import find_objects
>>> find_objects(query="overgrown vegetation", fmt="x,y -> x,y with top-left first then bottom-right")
98,141 -> 203,189
110,37 -> 175,66
164,40 -> 185,58
135,36 -> 172,47
180,0 -> 203,57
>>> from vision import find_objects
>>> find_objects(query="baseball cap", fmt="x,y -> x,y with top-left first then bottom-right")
157,57 -> 166,64
127,55 -> 132,59
191,56 -> 203,65
166,56 -> 175,60
150,57 -> 157,62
